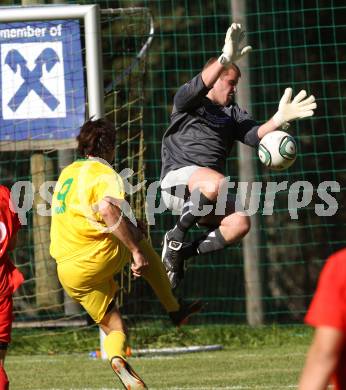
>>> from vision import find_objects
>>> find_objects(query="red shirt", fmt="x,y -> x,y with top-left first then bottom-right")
0,185 -> 24,296
305,248 -> 346,390
306,249 -> 346,331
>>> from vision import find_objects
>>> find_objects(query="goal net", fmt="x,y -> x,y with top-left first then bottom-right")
4,7 -> 152,342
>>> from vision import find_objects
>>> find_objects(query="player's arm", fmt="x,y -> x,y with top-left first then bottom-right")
175,23 -> 252,112
173,75 -> 211,112
98,197 -> 148,278
201,60 -> 226,88
203,23 -> 252,87
232,104 -> 260,147
258,88 -> 317,139
257,118 -> 280,140
298,326 -> 344,390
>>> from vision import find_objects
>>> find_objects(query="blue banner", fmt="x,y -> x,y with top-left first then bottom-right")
0,20 -> 85,142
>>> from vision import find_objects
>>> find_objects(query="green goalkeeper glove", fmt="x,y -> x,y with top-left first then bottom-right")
273,88 -> 317,127
218,23 -> 252,67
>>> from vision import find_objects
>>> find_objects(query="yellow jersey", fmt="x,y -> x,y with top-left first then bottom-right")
50,158 -> 125,265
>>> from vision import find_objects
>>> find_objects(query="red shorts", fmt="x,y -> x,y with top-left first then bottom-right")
0,294 -> 13,344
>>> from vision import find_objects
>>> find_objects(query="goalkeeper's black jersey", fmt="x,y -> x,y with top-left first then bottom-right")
160,73 -> 260,180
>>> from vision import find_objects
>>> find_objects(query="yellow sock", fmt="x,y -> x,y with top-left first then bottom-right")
103,330 -> 127,361
139,239 -> 179,313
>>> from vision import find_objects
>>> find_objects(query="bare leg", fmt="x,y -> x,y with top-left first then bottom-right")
298,326 -> 344,390
99,304 -> 147,389
0,349 -> 9,390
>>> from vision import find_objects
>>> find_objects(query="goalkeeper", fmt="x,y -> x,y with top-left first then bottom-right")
50,119 -> 202,390
160,23 -> 317,288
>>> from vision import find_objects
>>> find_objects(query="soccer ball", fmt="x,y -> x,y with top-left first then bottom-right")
258,130 -> 297,171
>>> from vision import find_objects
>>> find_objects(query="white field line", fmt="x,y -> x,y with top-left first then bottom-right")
34,387 -> 299,390
33,387 -> 337,390
7,351 -> 307,363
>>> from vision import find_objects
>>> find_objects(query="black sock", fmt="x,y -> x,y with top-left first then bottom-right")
197,227 -> 227,254
168,189 -> 215,242
179,228 -> 228,259
180,240 -> 199,259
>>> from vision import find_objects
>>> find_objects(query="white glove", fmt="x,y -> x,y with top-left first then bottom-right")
273,88 -> 317,127
218,23 -> 252,67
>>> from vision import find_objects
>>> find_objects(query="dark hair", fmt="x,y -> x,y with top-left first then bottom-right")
76,118 -> 116,158
203,57 -> 241,78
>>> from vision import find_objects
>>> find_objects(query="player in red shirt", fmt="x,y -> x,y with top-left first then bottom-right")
0,185 -> 24,390
299,248 -> 346,390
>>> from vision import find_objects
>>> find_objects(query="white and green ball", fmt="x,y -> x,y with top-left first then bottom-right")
258,130 -> 297,171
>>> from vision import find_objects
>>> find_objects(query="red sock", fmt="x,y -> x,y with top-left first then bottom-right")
0,366 -> 9,390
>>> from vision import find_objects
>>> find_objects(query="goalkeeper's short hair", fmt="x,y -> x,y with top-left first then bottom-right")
77,118 -> 116,158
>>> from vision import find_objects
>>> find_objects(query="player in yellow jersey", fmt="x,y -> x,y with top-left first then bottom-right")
50,118 -> 202,390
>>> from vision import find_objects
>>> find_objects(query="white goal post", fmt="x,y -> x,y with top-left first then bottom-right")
2,3 -> 155,360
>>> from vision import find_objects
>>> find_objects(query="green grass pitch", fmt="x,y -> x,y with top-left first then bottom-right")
6,345 -> 307,389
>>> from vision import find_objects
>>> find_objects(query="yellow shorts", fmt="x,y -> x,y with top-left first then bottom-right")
57,242 -> 131,323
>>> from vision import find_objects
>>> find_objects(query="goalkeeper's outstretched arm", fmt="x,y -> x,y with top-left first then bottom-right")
202,22 -> 252,87
257,88 -> 317,139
